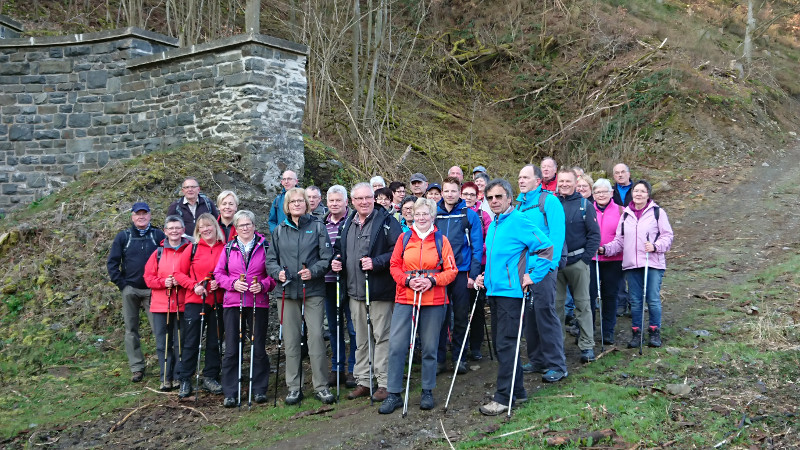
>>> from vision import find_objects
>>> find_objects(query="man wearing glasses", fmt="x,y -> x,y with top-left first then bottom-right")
269,170 -> 299,233
167,177 -> 219,236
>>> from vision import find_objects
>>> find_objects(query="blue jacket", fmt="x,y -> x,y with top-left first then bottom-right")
484,207 -> 553,298
435,198 -> 484,279
268,189 -> 287,233
515,186 -> 565,271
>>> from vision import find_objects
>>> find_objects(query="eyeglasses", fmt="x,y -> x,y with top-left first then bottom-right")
402,206 -> 414,212
237,223 -> 254,229
289,199 -> 305,205
165,226 -> 184,231
353,196 -> 374,202
182,185 -> 199,190
485,194 -> 505,201
461,192 -> 477,197
413,212 -> 431,218
593,190 -> 611,195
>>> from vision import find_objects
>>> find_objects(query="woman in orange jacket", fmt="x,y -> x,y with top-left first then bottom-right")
144,215 -> 191,390
379,198 -> 458,414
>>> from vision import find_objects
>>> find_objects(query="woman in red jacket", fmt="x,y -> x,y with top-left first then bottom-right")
144,215 -> 191,390
173,213 -> 226,398
378,198 -> 458,414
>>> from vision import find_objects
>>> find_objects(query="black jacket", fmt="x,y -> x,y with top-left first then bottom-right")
167,193 -> 219,236
107,224 -> 166,290
612,183 -> 632,207
558,192 -> 601,266
265,215 -> 333,299
333,205 -> 402,302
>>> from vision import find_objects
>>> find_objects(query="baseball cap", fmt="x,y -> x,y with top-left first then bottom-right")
426,183 -> 442,193
410,173 -> 428,183
131,202 -> 150,212
472,165 -> 487,174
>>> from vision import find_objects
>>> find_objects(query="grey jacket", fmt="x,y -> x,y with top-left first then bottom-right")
265,214 -> 333,299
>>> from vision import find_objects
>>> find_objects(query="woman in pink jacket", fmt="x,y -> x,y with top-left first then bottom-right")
590,178 -> 624,346
599,180 -> 673,349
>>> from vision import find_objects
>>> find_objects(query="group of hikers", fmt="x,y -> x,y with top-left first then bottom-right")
107,159 -> 673,416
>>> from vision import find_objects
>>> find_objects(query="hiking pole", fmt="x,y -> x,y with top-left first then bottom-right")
402,286 -> 422,418
298,264 -> 307,405
640,233 -> 649,356
237,273 -> 246,409
248,276 -> 259,409
213,288 -> 223,361
174,276 -> 182,364
334,255 -> 342,403
482,288 -> 494,361
363,256 -> 374,406
445,287 -> 481,412
164,284 -> 172,386
274,266 -> 289,407
507,288 -> 529,419
196,273 -> 213,402
596,258 -> 604,353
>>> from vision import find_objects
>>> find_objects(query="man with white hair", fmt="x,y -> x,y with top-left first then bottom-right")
448,166 -> 464,182
540,157 -> 558,194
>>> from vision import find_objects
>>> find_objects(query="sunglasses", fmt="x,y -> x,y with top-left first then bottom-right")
485,194 -> 505,201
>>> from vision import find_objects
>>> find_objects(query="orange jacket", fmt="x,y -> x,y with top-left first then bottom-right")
174,238 -> 225,305
390,227 -> 458,306
144,239 -> 190,313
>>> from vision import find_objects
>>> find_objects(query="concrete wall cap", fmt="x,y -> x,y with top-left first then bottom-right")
0,14 -> 23,32
0,26 -> 178,48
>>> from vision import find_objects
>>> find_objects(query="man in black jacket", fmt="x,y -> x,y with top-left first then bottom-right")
331,182 -> 402,402
556,170 -> 601,363
611,163 -> 632,316
107,202 -> 166,382
167,177 -> 219,236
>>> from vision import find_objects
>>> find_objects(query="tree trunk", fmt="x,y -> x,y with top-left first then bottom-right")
743,0 -> 755,66
351,0 -> 362,122
246,0 -> 260,33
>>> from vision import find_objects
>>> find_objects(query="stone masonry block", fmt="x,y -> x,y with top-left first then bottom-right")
86,71 -> 108,89
9,125 -> 33,141
0,63 -> 29,75
38,60 -> 73,74
68,114 -> 92,128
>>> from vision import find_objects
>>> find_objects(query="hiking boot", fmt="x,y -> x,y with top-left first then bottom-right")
131,371 -> 144,383
542,369 -> 568,383
648,326 -> 662,347
567,324 -> 580,337
479,400 -> 508,416
347,384 -> 371,400
513,393 -> 528,405
565,314 -> 575,326
420,389 -> 435,410
455,361 -> 468,375
202,377 -> 223,394
378,393 -> 402,414
628,327 -> 642,349
254,393 -> 268,404
328,371 -> 340,387
171,380 -> 181,389
521,362 -> 539,374
580,349 -> 595,363
602,335 -> 615,346
345,372 -> 357,388
436,361 -> 447,375
372,387 -> 388,402
285,390 -> 303,405
159,381 -> 172,391
470,350 -> 483,361
223,397 -> 236,408
178,380 -> 193,398
315,388 -> 335,404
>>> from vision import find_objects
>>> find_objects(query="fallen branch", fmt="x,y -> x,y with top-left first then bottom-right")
487,84 -> 550,106
175,405 -> 209,422
145,386 -> 176,395
491,417 -> 564,439
440,419 -> 455,450
109,404 -> 152,432
291,405 -> 335,420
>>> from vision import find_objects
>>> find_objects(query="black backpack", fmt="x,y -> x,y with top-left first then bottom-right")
621,206 -> 661,242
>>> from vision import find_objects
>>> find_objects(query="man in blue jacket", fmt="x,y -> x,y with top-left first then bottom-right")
475,178 -> 557,416
435,177 -> 484,374
516,164 -> 567,376
268,170 -> 299,233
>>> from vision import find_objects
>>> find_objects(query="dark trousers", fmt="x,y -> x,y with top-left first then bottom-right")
324,281 -> 357,373
438,271 -> 470,363
177,302 -> 221,381
152,312 -> 180,382
524,270 -> 567,372
589,260 -> 622,342
222,306 -> 270,398
468,288 -> 486,353
487,296 -> 526,405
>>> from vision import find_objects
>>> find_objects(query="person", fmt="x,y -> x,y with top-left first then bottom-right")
472,165 -> 487,180
323,185 -> 357,389
331,182 -> 402,402
590,178 -> 624,345
611,164 -> 633,317
541,157 -> 558,194
266,188 -> 335,405
214,210 -> 277,407
306,186 -> 328,221
217,190 -> 239,242
425,183 -> 442,203
269,170 -> 299,233
371,176 -> 387,191
173,213 -> 226,398
374,187 -> 394,211
555,169 -> 601,363
461,181 -> 490,359
599,180 -> 674,348
398,196 -> 417,232
167,177 -> 219,236
144,215 -> 191,390
107,202 -> 165,383
576,173 -> 594,201
572,166 -> 585,177
409,173 -> 428,197
448,166 -> 464,182
435,177 -> 483,374
473,171 -> 494,220
474,178 -> 556,416
379,198 -> 459,414
388,181 -> 406,212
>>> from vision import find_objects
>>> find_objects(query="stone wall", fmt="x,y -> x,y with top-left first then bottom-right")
0,20 -> 307,212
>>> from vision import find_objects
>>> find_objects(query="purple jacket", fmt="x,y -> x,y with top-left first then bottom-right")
592,200 -> 623,262
213,233 -> 277,308
603,201 -> 673,270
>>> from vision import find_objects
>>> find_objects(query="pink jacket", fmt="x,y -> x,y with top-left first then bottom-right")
592,200 -> 623,262
213,234 -> 277,308
603,201 -> 673,270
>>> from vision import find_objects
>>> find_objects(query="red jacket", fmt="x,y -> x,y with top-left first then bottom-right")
144,239 -> 191,313
174,238 -> 225,305
390,227 -> 458,306
541,177 -> 557,194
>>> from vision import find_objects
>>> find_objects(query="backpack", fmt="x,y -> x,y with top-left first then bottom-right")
518,191 -> 568,269
223,236 -> 267,274
121,228 -> 159,274
177,193 -> 213,218
621,206 -> 661,242
399,229 -> 444,272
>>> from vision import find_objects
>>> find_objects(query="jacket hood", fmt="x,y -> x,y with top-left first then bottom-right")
436,197 -> 467,214
560,191 -> 583,201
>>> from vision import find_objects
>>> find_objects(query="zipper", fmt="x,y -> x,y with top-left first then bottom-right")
505,265 -> 512,287
487,216 -> 500,292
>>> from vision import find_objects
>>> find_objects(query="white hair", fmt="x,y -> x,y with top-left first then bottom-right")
370,176 -> 386,188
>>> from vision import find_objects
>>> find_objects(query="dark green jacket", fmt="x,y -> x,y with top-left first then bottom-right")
265,214 -> 333,299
